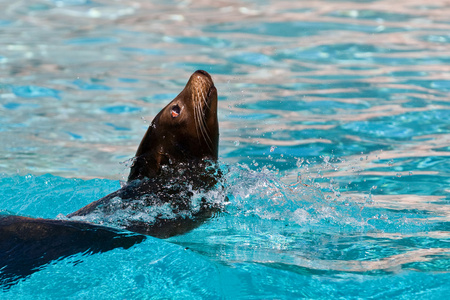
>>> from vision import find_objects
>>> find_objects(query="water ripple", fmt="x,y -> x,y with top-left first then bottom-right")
1,0 -> 450,297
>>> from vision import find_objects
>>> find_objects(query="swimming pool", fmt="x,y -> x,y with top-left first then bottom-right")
1,0 -> 449,298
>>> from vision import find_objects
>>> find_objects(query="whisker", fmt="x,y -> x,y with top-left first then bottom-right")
199,102 -> 213,148
193,91 -> 200,142
202,91 -> 210,109
195,89 -> 213,151
202,93 -> 212,144
198,108 -> 209,146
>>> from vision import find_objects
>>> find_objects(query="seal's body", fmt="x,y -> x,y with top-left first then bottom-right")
0,70 -> 222,287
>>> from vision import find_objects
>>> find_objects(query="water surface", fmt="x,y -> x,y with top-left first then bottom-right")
1,0 -> 449,298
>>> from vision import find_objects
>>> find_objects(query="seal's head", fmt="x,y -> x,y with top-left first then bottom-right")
128,70 -> 219,181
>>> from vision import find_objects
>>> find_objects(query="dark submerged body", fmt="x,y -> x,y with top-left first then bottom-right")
0,215 -> 145,289
0,70 -> 221,287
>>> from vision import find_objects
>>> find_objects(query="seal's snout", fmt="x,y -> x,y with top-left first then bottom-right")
190,70 -> 213,86
187,70 -> 215,106
194,70 -> 213,83
194,70 -> 209,76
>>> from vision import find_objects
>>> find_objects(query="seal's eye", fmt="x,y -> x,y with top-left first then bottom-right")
171,105 -> 180,118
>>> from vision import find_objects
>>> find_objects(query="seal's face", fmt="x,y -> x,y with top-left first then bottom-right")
157,70 -> 218,156
128,70 -> 219,181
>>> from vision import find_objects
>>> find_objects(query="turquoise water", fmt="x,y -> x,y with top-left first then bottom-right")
1,0 -> 450,298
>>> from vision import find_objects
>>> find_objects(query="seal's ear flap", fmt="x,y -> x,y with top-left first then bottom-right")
128,123 -> 160,182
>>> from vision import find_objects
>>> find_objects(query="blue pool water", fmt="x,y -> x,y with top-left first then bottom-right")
1,0 -> 450,298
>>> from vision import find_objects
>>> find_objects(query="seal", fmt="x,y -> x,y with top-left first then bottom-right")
0,70 -> 223,287
67,69 -> 222,237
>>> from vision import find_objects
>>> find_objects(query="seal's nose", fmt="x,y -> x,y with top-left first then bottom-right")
194,70 -> 209,76
189,70 -> 214,92
192,70 -> 213,83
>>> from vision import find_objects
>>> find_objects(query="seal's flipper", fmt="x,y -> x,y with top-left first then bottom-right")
0,215 -> 145,288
